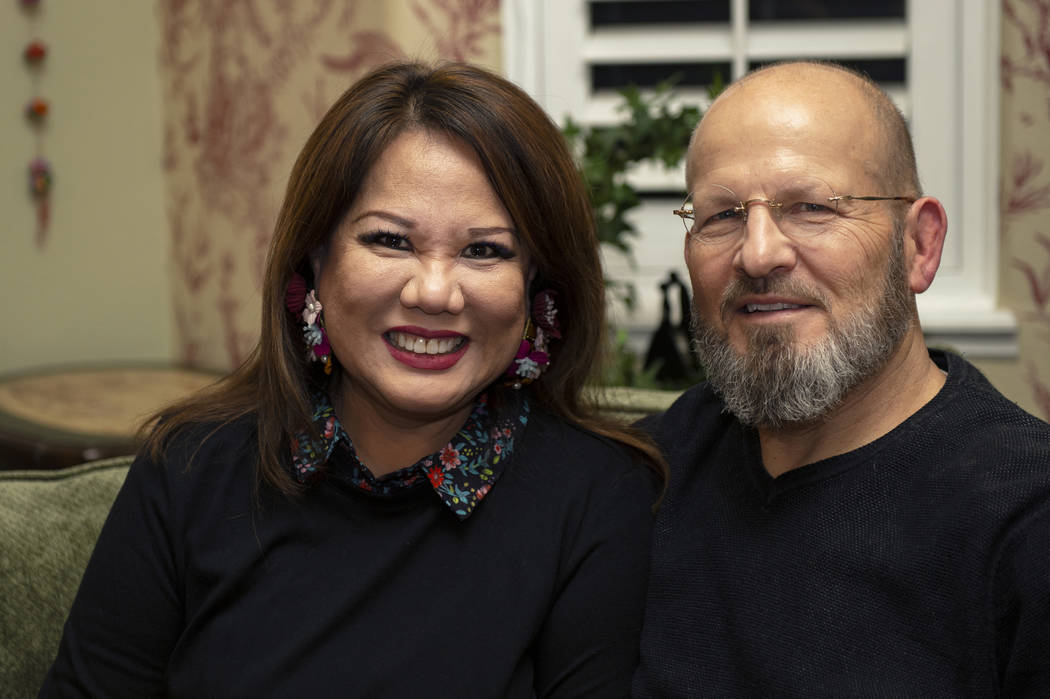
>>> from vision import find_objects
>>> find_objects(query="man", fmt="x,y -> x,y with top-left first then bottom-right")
633,61 -> 1050,696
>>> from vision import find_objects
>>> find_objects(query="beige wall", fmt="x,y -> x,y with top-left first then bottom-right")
1,1 -> 172,374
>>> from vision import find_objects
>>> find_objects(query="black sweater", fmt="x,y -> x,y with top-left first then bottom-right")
42,408 -> 656,698
633,350 -> 1050,697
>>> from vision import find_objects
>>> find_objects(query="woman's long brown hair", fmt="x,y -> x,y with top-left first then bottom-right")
141,62 -> 666,498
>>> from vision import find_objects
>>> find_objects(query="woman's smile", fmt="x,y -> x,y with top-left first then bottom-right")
385,328 -> 467,356
384,327 -> 470,370
384,333 -> 470,370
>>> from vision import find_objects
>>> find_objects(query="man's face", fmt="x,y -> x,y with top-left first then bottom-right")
684,70 -> 915,426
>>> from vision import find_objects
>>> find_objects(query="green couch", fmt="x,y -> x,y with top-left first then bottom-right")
0,456 -> 133,698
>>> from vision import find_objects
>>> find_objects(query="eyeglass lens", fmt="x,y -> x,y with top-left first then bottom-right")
679,178 -> 840,243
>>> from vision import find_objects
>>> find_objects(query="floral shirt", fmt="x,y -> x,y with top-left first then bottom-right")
289,392 -> 528,520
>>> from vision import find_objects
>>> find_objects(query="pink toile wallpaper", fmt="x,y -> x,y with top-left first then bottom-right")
157,0 -> 500,369
1001,0 -> 1050,421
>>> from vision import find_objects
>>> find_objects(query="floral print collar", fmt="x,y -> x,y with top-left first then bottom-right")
289,391 -> 528,520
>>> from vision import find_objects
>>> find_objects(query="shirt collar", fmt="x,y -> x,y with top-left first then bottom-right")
289,390 -> 529,520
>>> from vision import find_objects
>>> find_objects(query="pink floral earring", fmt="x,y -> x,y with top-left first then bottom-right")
506,289 -> 561,388
285,272 -> 333,374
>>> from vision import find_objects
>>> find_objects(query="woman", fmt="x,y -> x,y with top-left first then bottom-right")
42,62 -> 663,698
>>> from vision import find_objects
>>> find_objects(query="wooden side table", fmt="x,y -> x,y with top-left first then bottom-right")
0,364 -> 220,471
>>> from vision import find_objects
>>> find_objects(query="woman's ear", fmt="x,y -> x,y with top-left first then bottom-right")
309,245 -> 326,287
904,196 -> 948,294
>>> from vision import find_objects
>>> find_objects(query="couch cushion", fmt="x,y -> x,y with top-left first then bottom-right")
0,456 -> 132,695
592,385 -> 682,422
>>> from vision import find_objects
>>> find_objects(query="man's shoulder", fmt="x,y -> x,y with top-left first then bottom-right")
637,380 -> 722,431
936,350 -> 1050,444
909,351 -> 1050,494
635,381 -> 741,466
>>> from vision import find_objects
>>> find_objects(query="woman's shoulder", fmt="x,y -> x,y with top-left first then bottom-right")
516,407 -> 659,495
524,407 -> 628,457
148,413 -> 257,465
131,415 -> 259,497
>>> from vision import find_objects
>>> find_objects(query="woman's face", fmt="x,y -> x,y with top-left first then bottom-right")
314,129 -> 533,429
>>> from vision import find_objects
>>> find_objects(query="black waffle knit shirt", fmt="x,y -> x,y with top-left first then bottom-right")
42,407 -> 656,698
633,349 -> 1050,697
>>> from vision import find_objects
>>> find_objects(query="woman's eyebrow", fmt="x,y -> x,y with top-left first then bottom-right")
467,226 -> 517,237
350,210 -> 414,227
349,213 -> 516,239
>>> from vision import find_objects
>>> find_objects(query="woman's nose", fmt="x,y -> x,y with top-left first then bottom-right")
399,259 -> 465,314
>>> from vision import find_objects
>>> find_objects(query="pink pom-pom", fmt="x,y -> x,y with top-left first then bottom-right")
285,273 -> 307,315
532,290 -> 561,338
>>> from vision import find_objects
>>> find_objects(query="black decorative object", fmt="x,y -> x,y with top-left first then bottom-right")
644,271 -> 700,382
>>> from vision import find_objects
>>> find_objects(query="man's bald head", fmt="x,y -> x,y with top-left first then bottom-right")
687,61 -> 921,198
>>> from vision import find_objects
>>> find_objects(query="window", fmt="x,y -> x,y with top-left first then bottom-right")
503,0 -> 1016,357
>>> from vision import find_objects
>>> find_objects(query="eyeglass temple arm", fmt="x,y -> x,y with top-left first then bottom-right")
829,195 -> 916,203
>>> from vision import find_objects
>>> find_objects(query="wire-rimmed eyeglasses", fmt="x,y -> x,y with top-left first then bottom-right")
673,179 -> 915,244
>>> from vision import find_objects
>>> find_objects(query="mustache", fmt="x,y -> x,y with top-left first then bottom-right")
717,276 -> 831,323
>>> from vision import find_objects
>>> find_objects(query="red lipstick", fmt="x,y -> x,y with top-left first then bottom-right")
384,327 -> 468,370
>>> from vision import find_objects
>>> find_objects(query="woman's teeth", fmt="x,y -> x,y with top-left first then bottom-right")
389,332 -> 464,355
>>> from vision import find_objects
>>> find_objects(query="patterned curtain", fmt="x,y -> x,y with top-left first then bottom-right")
157,0 -> 501,370
1001,0 -> 1050,421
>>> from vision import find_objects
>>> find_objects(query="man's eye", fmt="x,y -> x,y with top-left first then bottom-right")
709,208 -> 742,222
783,201 -> 837,223
793,201 -> 834,213
700,208 -> 744,229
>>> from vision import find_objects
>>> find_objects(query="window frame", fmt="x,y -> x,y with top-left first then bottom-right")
502,0 -> 1016,357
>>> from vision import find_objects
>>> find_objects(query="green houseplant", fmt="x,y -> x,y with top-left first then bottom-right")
562,78 -> 718,389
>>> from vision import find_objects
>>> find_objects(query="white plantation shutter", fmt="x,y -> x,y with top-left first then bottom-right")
504,0 -> 1015,357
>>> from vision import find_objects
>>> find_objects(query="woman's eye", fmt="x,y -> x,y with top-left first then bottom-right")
464,242 -> 514,260
361,231 -> 410,250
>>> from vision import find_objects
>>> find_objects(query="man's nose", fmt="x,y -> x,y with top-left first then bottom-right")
400,259 -> 465,314
732,204 -> 798,279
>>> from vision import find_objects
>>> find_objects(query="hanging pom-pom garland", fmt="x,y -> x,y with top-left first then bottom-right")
24,39 -> 46,61
21,0 -> 51,248
27,157 -> 52,247
25,96 -> 49,120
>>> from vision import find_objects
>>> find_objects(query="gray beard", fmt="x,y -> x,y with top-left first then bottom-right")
690,229 -> 912,428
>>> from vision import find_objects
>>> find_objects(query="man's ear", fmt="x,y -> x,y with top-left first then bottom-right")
904,196 -> 947,294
